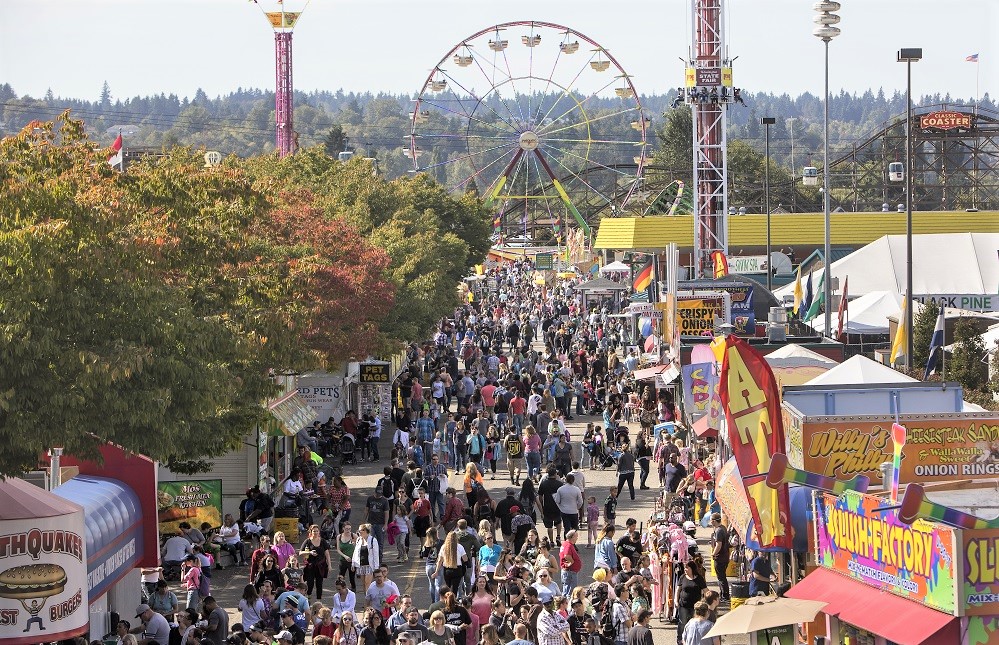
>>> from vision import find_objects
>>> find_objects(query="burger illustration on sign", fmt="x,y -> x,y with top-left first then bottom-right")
0,563 -> 68,633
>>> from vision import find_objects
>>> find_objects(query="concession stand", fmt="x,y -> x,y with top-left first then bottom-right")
46,443 -> 159,642
0,478 -> 90,645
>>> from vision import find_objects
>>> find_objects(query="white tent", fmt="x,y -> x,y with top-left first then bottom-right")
803,355 -> 989,411
804,354 -> 916,386
599,261 -> 630,274
807,290 -> 903,335
775,233 -> 999,305
765,343 -> 839,367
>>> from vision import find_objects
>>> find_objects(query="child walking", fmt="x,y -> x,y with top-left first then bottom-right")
604,487 -> 618,528
586,496 -> 600,547
393,508 -> 411,561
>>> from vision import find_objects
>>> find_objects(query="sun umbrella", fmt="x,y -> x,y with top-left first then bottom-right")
704,596 -> 828,638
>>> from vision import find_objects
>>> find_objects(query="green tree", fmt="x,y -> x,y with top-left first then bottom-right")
911,299 -> 939,370
0,116 -> 397,476
322,124 -> 349,157
653,108 -> 693,177
949,317 -> 989,390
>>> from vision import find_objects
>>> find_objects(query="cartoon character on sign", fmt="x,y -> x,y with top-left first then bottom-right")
0,563 -> 68,632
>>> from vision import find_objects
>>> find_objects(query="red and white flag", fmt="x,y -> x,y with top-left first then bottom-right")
836,276 -> 849,342
108,133 -> 123,168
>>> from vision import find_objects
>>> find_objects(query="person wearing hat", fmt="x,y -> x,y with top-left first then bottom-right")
535,593 -> 571,645
275,630 -> 297,645
244,622 -> 268,644
132,603 -> 171,645
278,609 -> 306,645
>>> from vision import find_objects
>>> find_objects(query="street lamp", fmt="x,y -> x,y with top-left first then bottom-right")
761,117 -> 776,292
814,1 -> 841,337
898,47 -> 922,369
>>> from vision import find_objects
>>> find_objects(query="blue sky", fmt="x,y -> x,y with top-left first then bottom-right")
1,0 -> 994,102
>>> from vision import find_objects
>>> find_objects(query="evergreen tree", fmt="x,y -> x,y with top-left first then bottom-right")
949,317 -> 988,390
100,80 -> 111,107
911,299 -> 939,369
322,123 -> 349,157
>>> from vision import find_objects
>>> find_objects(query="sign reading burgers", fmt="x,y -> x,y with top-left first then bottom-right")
0,480 -> 89,645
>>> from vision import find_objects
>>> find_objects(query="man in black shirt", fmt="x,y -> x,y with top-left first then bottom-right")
538,466 -> 563,542
663,454 -> 687,496
278,610 -> 306,645
566,599 -> 589,645
365,487 -> 391,553
709,513 -> 731,601
494,488 -> 520,543
616,528 -> 643,566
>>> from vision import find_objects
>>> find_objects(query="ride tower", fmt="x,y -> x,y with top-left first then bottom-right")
682,0 -> 741,277
257,3 -> 306,157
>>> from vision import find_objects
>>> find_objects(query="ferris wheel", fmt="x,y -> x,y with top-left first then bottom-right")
408,21 -> 648,241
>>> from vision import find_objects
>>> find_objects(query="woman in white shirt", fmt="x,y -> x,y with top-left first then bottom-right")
237,584 -> 265,630
351,524 -> 381,590
215,514 -> 244,566
330,577 -> 357,621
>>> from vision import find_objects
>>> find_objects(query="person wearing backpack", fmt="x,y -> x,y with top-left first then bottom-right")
602,584 -> 632,645
181,554 -> 208,610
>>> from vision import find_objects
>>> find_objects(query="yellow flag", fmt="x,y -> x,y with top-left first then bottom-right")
792,266 -> 803,315
890,295 -> 907,364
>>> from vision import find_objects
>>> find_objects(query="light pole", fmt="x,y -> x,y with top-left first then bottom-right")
761,117 -> 776,292
898,47 -> 922,369
814,1 -> 841,337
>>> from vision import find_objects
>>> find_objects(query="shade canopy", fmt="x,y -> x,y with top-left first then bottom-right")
775,232 -> 999,301
808,290 -> 904,335
785,568 -> 958,645
599,261 -> 630,274
0,476 -> 82,520
704,595 -> 827,637
804,354 -> 915,386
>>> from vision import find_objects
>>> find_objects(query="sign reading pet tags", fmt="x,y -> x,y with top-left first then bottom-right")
359,363 -> 390,383
0,512 -> 89,644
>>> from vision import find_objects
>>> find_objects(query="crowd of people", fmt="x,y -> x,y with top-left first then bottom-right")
136,259 -> 731,645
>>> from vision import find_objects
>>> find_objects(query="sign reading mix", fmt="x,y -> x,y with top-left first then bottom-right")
157,480 -> 223,535
816,491 -> 958,615
962,528 -> 999,616
790,415 -> 999,483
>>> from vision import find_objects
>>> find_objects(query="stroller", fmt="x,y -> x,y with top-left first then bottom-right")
582,381 -> 604,415
666,496 -> 691,525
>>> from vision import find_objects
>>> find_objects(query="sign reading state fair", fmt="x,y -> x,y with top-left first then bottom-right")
816,491 -> 958,615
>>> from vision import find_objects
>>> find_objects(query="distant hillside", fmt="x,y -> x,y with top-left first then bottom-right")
0,82 -> 991,180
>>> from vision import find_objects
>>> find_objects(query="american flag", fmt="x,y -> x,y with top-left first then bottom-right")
966,53 -> 979,62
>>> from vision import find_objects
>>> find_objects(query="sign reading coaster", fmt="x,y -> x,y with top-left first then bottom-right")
359,362 -> 390,383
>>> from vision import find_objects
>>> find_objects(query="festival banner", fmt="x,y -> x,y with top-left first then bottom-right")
790,415 -> 999,484
961,529 -> 999,616
157,480 -> 223,535
681,362 -> 717,418
714,457 -> 753,547
676,297 -> 726,337
815,491 -> 958,615
718,335 -> 792,549
727,285 -> 756,335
